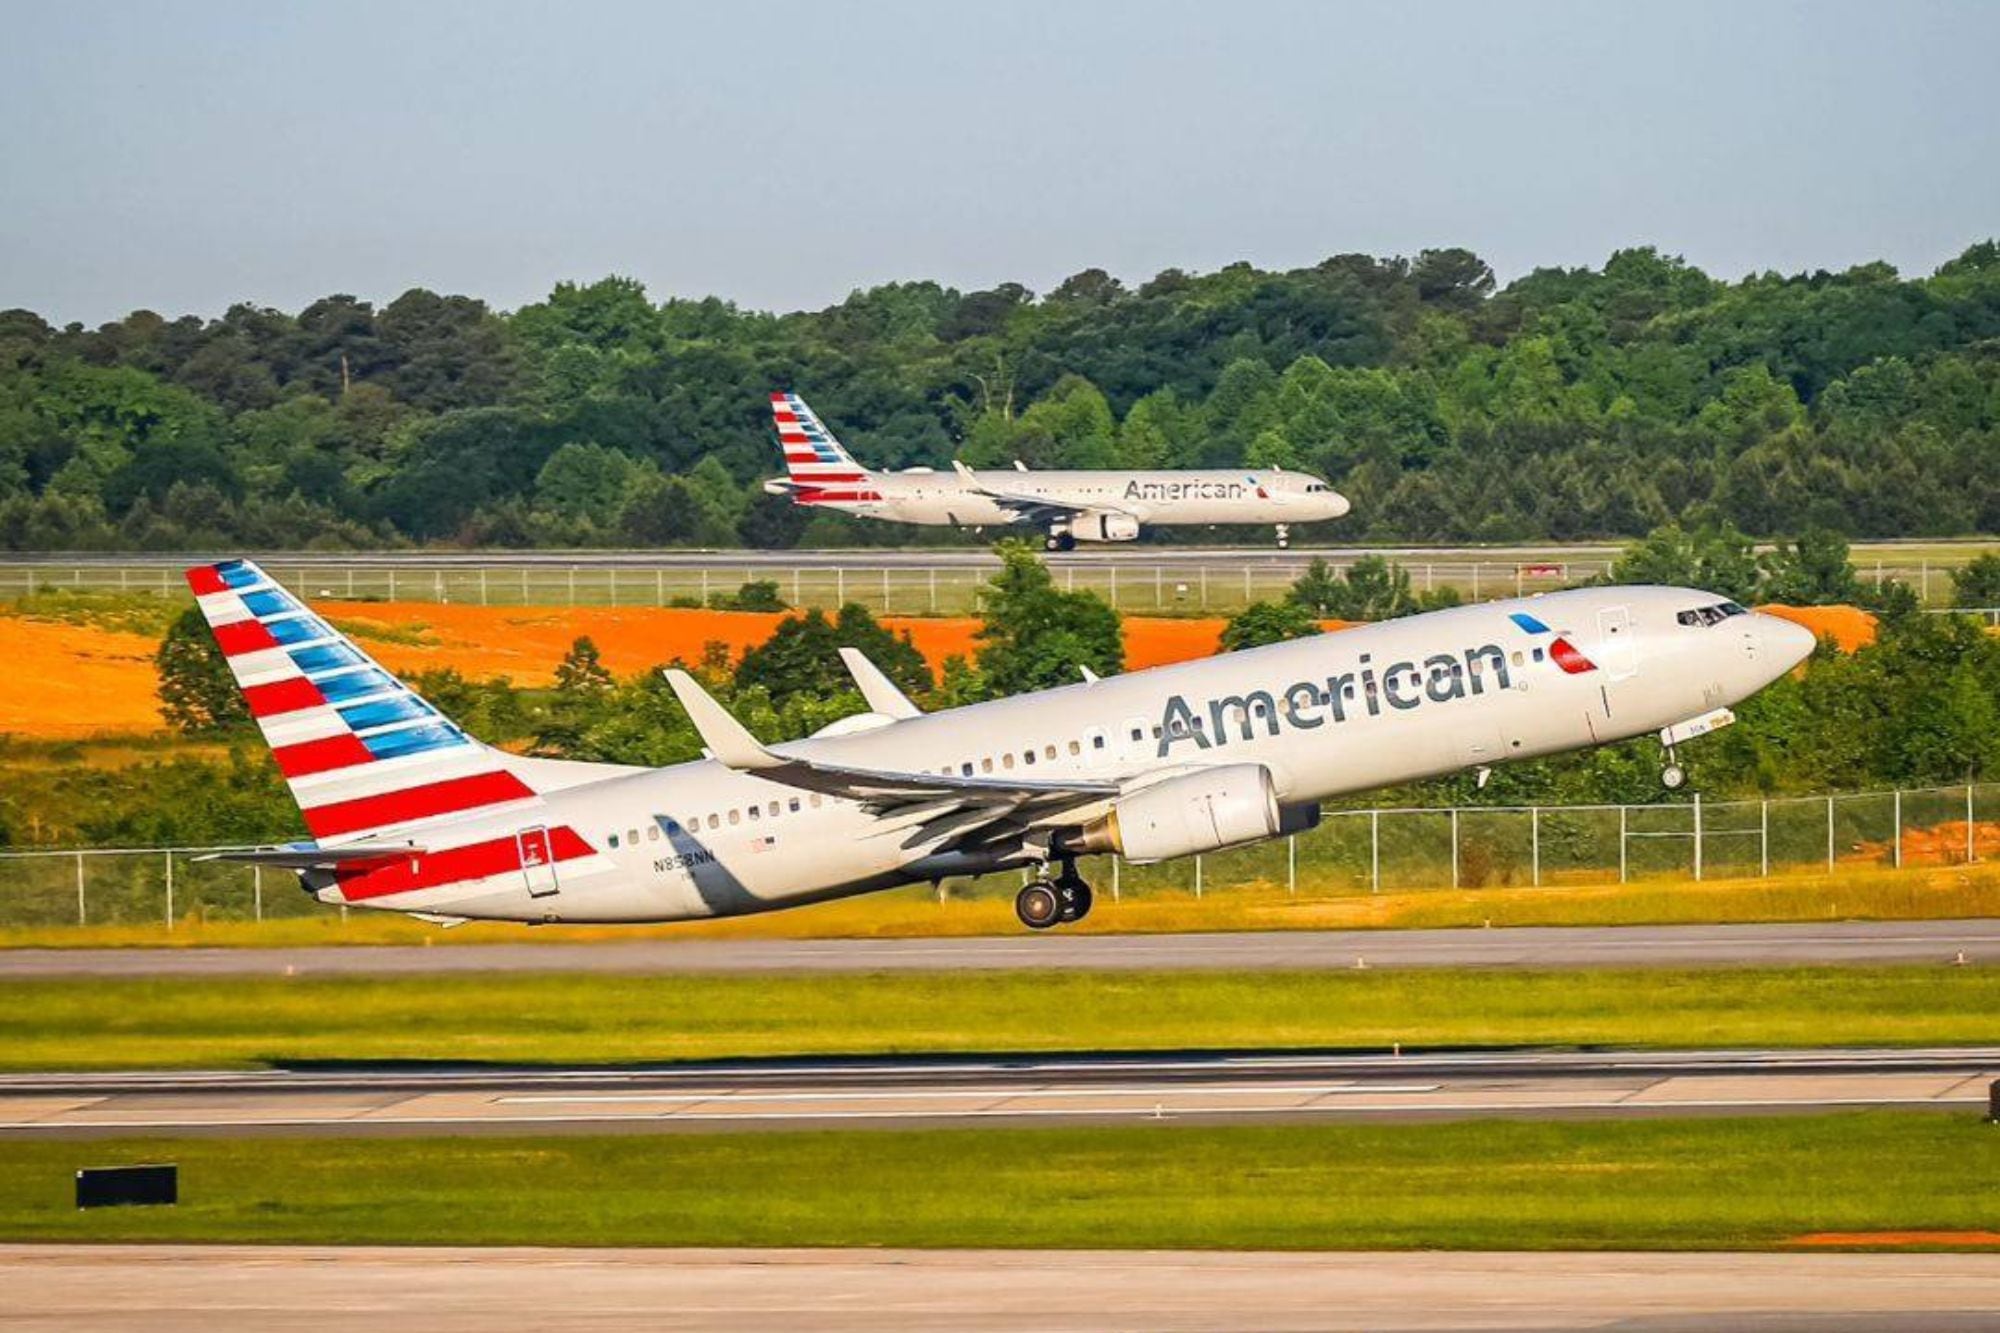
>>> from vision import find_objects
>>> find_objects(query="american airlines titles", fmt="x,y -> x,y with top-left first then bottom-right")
1124,479 -> 1250,501
1157,643 -> 1513,757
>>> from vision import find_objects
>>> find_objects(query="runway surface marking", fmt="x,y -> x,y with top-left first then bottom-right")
1,1245 -> 1995,1332
5,918 -> 1994,977
2,1047 -> 1989,1138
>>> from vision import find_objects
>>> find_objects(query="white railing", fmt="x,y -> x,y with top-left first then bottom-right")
2,782 -> 1988,928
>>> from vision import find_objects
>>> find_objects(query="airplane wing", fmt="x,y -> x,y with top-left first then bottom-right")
949,461 -> 1133,524
662,669 -> 1115,814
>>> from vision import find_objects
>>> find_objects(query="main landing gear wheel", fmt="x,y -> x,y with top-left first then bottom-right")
1045,531 -> 1077,552
1055,870 -> 1094,923
1015,881 -> 1063,930
1661,763 -> 1687,791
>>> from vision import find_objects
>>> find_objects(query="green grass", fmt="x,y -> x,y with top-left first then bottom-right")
2,1115 -> 1994,1248
0,966 -> 1992,1070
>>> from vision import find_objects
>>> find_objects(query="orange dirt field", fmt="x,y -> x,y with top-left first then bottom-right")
1758,603 -> 1878,652
0,602 -> 1308,739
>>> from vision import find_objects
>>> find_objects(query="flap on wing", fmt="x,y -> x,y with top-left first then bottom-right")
950,461 -> 1101,521
662,669 -> 1115,811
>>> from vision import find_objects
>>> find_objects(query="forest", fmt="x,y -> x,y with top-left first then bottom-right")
1,241 -> 1998,551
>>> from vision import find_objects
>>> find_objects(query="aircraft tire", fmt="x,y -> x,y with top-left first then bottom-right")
1016,881 -> 1063,930
1662,763 -> 1687,790
1057,879 -> 1094,923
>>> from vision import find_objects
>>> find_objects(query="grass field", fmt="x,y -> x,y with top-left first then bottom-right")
2,1114 -> 1993,1249
0,966 -> 1990,1070
4,860 -> 1996,949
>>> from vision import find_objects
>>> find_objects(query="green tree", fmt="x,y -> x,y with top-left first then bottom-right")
1758,529 -> 1862,604
1219,600 -> 1323,651
1950,554 -> 2000,608
974,541 -> 1123,695
734,604 -> 931,707
154,607 -> 247,735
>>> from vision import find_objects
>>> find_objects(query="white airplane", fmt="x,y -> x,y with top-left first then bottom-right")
189,560 -> 1814,930
760,392 -> 1350,549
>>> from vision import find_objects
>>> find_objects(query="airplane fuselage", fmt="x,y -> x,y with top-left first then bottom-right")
317,586 -> 1814,923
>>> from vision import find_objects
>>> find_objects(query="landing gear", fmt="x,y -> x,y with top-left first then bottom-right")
1015,880 -> 1062,930
1275,523 -> 1290,549
1661,743 -> 1687,791
1016,860 -> 1095,930
1044,530 -> 1076,552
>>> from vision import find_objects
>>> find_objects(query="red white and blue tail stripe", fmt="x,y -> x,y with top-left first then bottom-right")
186,559 -> 549,847
771,392 -> 881,504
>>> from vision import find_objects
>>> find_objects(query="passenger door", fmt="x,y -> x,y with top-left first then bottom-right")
517,826 -> 560,898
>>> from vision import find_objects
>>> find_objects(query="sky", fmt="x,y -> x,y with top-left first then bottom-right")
2,0 -> 1996,325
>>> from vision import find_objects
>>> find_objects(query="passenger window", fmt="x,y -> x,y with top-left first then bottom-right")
1068,740 -> 1081,756
1511,651 -> 1525,667
707,813 -> 719,830
1002,753 -> 1015,770
1045,744 -> 1057,760
728,809 -> 740,826
747,806 -> 759,821
981,758 -> 993,773
1532,648 -> 1545,662
1130,728 -> 1142,741
1093,735 -> 1105,749
628,828 -> 639,844
788,798 -> 800,813
608,833 -> 620,848
1023,750 -> 1035,765
962,762 -> 975,776
769,801 -> 780,817
648,825 -> 660,841
810,794 -> 822,808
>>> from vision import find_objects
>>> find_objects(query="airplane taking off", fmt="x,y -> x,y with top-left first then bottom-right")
761,392 -> 1350,548
189,559 -> 1814,931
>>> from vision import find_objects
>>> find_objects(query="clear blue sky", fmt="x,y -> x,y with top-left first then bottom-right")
3,0 -> 1996,324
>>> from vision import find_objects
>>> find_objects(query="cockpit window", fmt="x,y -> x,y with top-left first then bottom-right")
1676,601 -> 1748,628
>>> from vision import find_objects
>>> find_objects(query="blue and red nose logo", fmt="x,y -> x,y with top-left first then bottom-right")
1509,612 -> 1597,674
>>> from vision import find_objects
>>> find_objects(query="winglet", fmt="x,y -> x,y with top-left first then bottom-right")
1079,665 -> 1099,684
951,459 -> 979,484
838,648 -> 921,719
662,669 -> 784,771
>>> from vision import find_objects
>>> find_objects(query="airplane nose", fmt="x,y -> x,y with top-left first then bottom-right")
1758,614 -> 1817,672
1325,491 -> 1351,519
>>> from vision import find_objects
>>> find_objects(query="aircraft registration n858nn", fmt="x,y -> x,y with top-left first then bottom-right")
761,392 -> 1349,549
189,560 -> 1815,930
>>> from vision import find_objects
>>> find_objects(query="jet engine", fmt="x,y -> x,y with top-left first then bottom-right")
1071,511 -> 1141,542
1060,764 -> 1319,862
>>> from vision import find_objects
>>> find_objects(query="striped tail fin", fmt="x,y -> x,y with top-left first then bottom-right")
184,559 -> 550,848
770,392 -> 880,503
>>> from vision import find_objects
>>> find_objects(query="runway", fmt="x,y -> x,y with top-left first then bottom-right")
0,1047 -> 1989,1139
1,1245 -> 1994,1332
5,919 -> 1994,978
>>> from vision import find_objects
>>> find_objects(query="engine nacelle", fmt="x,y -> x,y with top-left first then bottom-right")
1071,510 -> 1141,542
1064,764 -> 1305,863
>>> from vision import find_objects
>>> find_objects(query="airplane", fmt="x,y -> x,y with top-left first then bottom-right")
189,558 -> 1816,931
760,392 -> 1350,549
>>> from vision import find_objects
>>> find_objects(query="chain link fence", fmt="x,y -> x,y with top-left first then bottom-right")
3,782 -> 1991,929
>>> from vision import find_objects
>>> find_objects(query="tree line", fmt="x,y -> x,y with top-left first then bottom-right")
2,240 -> 1998,551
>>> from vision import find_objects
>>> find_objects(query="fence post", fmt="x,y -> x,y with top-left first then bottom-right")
1450,808 -> 1459,888
254,864 -> 263,922
1970,784 -> 1978,864
1827,795 -> 1836,872
1531,805 -> 1541,887
1200,567 -> 1208,608
1110,566 -> 1118,606
1194,853 -> 1203,899
76,853 -> 86,926
700,569 -> 709,604
608,568 -> 617,605
1111,855 -> 1121,902
480,569 -> 489,605
567,567 -> 576,604
1370,810 -> 1380,893
882,568 -> 891,612
1287,834 -> 1296,895
928,568 -> 936,612
1893,789 -> 1902,869
389,568 -> 397,600
658,569 -> 666,606
1618,804 -> 1627,883
1692,794 -> 1703,882
164,850 -> 174,930
1760,799 -> 1770,878
836,568 -> 845,604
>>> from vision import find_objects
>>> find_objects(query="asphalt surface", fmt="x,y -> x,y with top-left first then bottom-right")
1,1047 -> 1990,1139
1,1246 -> 1994,1332
5,919 -> 1994,978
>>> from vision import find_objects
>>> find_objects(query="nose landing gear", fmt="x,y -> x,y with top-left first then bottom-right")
1275,523 -> 1290,549
1015,859 -> 1095,930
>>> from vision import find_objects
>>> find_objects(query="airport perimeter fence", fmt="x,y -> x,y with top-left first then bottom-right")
1,781 -> 1991,929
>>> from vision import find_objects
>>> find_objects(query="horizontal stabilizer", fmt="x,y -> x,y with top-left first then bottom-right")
196,841 -> 425,871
